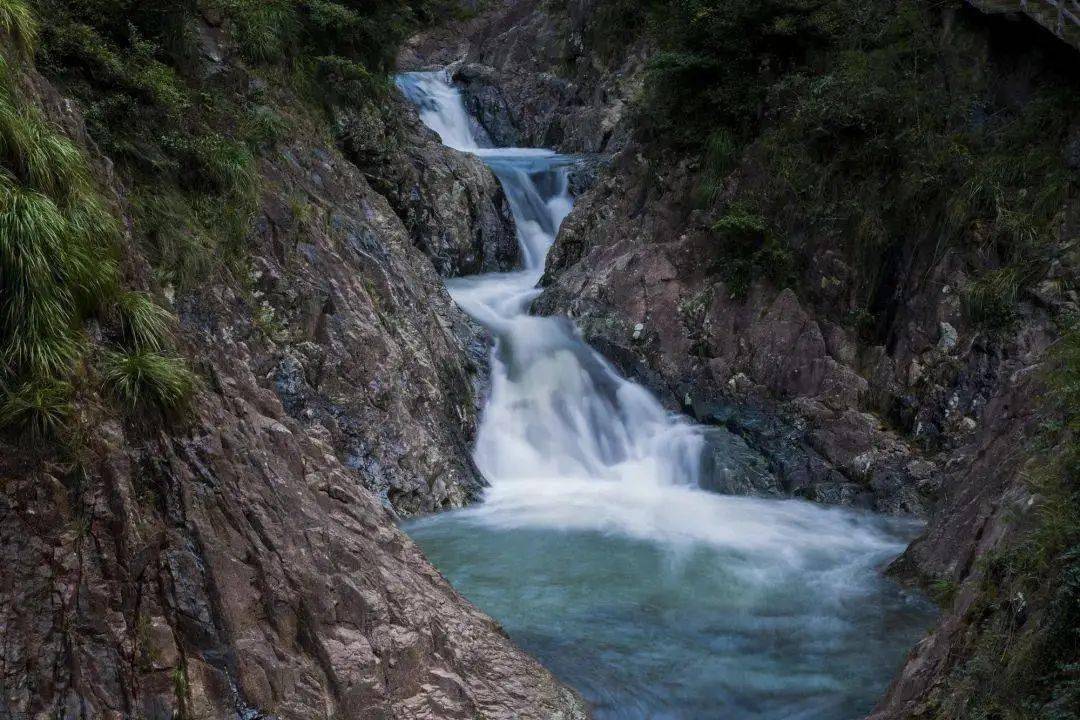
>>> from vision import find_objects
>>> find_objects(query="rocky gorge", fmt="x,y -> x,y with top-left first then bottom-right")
401,1 -> 1080,718
1,0 -> 1078,718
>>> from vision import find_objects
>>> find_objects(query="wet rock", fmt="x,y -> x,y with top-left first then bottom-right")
339,99 -> 520,277
401,0 -> 645,154
937,321 -> 958,353
698,427 -> 781,496
454,63 -> 522,147
567,154 -> 607,197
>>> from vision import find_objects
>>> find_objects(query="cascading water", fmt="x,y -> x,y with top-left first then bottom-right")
396,71 -> 935,719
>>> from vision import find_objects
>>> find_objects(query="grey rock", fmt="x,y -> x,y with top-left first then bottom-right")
698,427 -> 781,496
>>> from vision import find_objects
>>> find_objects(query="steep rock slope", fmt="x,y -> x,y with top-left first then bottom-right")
0,6 -> 586,719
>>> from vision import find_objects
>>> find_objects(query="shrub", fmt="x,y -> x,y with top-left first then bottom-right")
709,205 -> 793,298
101,348 -> 195,410
314,54 -> 380,107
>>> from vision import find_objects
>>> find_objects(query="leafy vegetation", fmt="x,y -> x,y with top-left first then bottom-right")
31,0 -> 460,290
709,204 -> 793,298
0,378 -> 75,440
0,0 -> 37,55
1,0 -> 470,441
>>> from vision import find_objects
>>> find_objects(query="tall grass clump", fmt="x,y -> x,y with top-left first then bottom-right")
0,39 -> 193,437
694,129 -> 738,207
101,348 -> 195,411
0,92 -> 87,201
115,290 -> 174,350
0,0 -> 37,55
0,378 -> 74,439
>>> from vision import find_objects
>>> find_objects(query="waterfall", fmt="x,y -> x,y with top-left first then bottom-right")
396,71 -> 934,719
397,71 -> 710,529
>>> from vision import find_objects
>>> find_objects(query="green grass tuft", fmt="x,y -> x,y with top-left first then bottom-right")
196,135 -> 256,199
0,378 -> 74,439
114,291 -> 174,351
694,129 -> 739,207
963,267 -> 1024,332
101,348 -> 196,411
0,180 -> 80,378
0,94 -> 89,201
0,0 -> 38,55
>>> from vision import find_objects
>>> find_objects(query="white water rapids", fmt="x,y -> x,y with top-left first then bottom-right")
396,71 -> 934,719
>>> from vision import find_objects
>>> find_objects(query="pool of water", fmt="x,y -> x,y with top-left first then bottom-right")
407,496 -> 932,720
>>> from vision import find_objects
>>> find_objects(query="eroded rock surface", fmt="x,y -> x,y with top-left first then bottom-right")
335,100 -> 520,278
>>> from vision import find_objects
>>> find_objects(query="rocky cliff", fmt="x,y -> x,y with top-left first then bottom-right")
406,1 -> 1080,717
0,3 -> 588,718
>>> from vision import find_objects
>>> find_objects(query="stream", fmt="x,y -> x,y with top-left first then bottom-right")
396,70 -> 936,720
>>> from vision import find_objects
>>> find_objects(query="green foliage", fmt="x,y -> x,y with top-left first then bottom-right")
0,117 -> 118,384
115,291 -> 173,351
929,578 -> 959,608
710,205 -> 793,298
241,105 -> 289,150
694,129 -> 739,207
630,0 -> 846,145
193,134 -> 256,199
213,0 -> 299,64
0,94 -> 88,201
618,0 -> 1074,329
937,321 -> 1080,719
314,54 -> 381,106
963,267 -> 1024,331
0,378 -> 75,439
0,14 -> 194,437
0,0 -> 37,54
132,190 -> 252,289
101,348 -> 195,411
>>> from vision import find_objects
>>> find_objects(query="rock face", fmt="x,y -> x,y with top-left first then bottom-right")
400,0 -> 642,155
533,153 -> 971,516
0,36 -> 587,720
341,101 -> 521,277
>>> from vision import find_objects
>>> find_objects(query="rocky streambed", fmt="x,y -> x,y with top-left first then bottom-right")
396,70 -> 937,720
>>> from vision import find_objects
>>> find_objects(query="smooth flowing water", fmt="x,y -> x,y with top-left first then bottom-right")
396,71 -> 935,719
